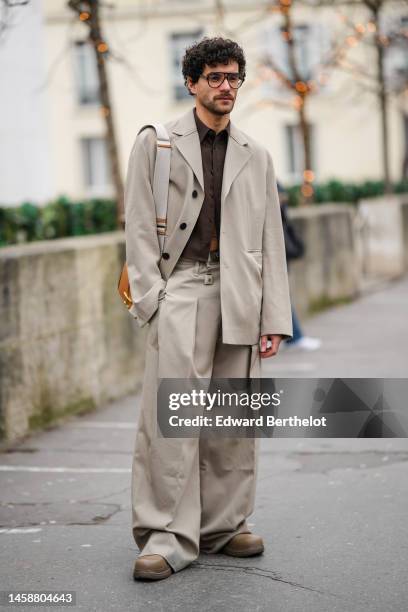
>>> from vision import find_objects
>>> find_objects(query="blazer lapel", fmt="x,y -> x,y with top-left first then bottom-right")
221,123 -> 252,205
172,110 -> 204,192
160,109 -> 253,279
171,108 -> 252,202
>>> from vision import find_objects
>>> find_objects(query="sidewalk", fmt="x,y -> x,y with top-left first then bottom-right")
1,279 -> 408,611
264,276 -> 408,378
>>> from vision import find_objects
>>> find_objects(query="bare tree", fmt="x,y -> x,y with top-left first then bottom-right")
215,0 -> 408,199
369,1 -> 408,189
214,0 -> 368,203
257,0 -> 353,204
335,0 -> 397,193
272,1 -> 315,203
307,0 -> 408,193
374,1 -> 408,179
67,0 -> 124,226
389,43 -> 408,178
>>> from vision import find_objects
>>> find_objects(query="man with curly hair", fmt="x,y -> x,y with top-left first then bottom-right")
125,36 -> 292,580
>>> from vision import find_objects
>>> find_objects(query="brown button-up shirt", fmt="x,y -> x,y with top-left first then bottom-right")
181,107 -> 230,262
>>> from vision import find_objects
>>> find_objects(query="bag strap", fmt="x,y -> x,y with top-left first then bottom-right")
137,122 -> 171,253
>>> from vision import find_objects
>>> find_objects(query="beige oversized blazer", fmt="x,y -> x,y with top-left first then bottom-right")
124,108 -> 293,345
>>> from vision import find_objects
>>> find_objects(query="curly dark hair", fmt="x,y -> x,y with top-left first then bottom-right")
182,36 -> 246,95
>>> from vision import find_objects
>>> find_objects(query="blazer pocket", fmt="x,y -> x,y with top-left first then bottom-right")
246,199 -> 264,251
248,249 -> 263,266
247,250 -> 263,284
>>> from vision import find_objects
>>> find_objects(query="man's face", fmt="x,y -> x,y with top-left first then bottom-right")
188,60 -> 240,116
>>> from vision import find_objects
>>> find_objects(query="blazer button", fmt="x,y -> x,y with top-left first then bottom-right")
192,190 -> 198,198
179,222 -> 187,230
162,252 -> 170,260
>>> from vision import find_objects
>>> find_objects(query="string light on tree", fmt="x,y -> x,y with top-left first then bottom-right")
278,0 -> 291,15
67,0 -> 125,225
301,183 -> 314,198
346,35 -> 358,47
379,35 -> 389,47
303,169 -> 315,182
295,81 -> 308,93
97,41 -> 108,53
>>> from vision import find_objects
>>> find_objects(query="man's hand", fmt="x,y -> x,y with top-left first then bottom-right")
259,334 -> 283,358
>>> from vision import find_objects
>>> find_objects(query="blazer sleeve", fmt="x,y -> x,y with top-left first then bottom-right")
260,152 -> 293,339
124,128 -> 167,327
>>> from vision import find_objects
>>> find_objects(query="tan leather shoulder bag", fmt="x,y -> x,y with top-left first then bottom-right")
118,123 -> 171,309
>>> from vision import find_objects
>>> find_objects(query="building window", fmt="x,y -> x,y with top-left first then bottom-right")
285,124 -> 315,179
285,24 -> 310,80
80,137 -> 111,195
385,16 -> 408,90
169,30 -> 203,101
261,22 -> 330,96
74,41 -> 100,105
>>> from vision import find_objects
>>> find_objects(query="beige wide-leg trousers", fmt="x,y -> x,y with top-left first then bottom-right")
131,257 -> 261,573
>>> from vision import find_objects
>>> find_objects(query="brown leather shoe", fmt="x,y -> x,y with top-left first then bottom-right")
221,533 -> 264,557
133,554 -> 172,581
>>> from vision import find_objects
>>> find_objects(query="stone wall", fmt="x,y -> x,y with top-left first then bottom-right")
358,194 -> 408,279
287,204 -> 360,318
1,201 -> 398,444
0,232 -> 146,445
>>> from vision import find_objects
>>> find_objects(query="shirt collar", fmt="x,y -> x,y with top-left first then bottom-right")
193,107 -> 230,142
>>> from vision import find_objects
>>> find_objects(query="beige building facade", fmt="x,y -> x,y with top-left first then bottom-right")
38,0 -> 408,202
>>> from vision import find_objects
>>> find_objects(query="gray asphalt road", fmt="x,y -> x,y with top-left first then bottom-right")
1,278 -> 408,611
1,399 -> 408,612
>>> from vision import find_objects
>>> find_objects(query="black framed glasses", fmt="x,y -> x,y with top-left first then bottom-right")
200,71 -> 244,89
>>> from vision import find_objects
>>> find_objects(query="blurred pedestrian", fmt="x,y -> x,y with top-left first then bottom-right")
277,182 -> 321,351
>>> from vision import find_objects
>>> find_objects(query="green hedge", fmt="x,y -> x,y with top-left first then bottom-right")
0,196 -> 117,247
1,180 -> 408,246
286,178 -> 408,207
